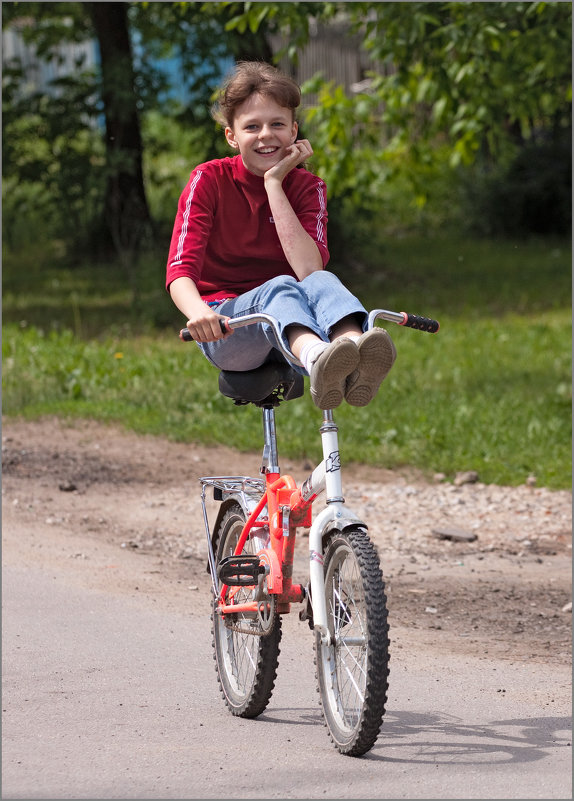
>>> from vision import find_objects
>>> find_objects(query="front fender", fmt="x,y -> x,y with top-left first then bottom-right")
308,504 -> 367,644
315,506 -> 367,552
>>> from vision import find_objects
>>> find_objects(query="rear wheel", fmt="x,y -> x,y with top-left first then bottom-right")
211,503 -> 281,718
315,528 -> 390,756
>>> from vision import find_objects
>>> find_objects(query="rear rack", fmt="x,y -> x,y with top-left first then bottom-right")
200,476 -> 267,596
199,475 -> 266,498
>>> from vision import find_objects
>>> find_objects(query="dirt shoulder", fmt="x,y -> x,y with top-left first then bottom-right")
2,416 -> 571,667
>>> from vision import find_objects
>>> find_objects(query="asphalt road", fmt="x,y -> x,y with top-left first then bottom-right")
2,540 -> 571,801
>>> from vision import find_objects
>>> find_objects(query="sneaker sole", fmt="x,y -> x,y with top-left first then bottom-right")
310,339 -> 359,409
345,329 -> 396,407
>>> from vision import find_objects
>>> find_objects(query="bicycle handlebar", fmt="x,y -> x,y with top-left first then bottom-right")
367,309 -> 440,333
179,313 -> 282,341
179,308 -> 439,365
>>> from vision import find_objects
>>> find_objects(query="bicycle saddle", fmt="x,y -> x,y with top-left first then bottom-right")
219,362 -> 304,406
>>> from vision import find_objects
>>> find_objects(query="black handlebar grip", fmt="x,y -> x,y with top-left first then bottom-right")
179,318 -> 230,341
399,312 -> 440,333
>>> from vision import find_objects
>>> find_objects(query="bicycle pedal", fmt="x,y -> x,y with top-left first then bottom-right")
217,555 -> 265,586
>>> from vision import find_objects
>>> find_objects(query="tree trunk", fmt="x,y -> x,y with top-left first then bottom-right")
88,2 -> 152,269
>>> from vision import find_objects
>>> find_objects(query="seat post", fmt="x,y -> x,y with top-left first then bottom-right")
261,406 -> 280,475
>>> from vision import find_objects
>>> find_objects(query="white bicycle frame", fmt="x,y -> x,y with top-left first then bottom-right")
300,408 -> 367,644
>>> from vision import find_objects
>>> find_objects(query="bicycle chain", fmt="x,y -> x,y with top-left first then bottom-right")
221,595 -> 276,637
223,617 -> 275,637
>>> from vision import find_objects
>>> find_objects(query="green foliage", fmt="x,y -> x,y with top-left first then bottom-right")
460,131 -> 572,238
2,119 -> 106,250
1,2 -> 92,50
2,7 -> 105,249
142,111 -> 218,233
210,1 -> 326,60
302,77 -> 393,207
225,1 -> 572,214
3,1 -> 571,252
350,1 -> 572,164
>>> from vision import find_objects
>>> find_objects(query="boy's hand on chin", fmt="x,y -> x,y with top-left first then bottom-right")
264,139 -> 313,183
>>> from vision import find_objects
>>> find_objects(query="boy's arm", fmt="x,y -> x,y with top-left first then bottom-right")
167,168 -> 228,342
166,167 -> 214,292
264,139 -> 323,280
169,277 -> 228,342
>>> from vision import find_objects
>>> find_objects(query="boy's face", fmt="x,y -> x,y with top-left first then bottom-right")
225,93 -> 298,177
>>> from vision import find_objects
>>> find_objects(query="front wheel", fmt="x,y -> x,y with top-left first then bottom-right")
315,528 -> 390,756
211,503 -> 282,718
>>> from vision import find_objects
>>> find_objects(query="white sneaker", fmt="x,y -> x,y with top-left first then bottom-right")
345,329 -> 396,407
309,339 -> 359,409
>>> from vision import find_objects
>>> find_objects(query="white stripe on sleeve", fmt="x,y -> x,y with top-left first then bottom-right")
315,181 -> 327,245
171,170 -> 203,266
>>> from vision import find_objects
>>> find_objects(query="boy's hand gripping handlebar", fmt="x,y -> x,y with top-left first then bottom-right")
179,318 -> 231,341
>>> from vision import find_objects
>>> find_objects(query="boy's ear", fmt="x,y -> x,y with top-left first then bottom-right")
292,120 -> 299,142
225,127 -> 238,148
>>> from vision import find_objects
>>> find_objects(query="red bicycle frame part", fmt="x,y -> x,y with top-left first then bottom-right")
217,472 -> 310,615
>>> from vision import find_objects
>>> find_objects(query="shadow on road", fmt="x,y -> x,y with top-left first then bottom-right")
370,711 -> 571,764
259,708 -> 571,765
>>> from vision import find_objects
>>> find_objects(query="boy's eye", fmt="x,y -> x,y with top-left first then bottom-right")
244,121 -> 287,131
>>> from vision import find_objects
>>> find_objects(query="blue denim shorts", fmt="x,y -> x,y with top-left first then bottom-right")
198,271 -> 367,374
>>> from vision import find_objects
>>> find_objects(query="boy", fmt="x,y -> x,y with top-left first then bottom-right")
166,61 -> 395,409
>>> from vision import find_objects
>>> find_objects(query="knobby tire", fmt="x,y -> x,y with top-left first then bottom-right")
315,528 -> 390,756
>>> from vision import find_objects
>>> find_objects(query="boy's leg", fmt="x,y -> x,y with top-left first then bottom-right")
199,276 -> 330,372
197,272 -> 394,407
297,271 -> 368,335
225,273 -> 368,346
300,271 -> 397,406
196,277 -> 319,371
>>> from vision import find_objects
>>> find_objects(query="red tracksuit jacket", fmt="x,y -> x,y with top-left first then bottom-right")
166,155 -> 330,302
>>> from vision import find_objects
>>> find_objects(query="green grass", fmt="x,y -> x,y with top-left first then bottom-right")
2,233 -> 571,489
2,308 -> 571,489
3,235 -> 570,333
335,234 -> 571,318
1,243 -> 177,336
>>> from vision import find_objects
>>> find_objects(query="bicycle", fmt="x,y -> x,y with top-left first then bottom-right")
180,308 -> 439,756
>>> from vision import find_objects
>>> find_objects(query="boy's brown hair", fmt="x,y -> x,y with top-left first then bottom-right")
212,61 -> 301,127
